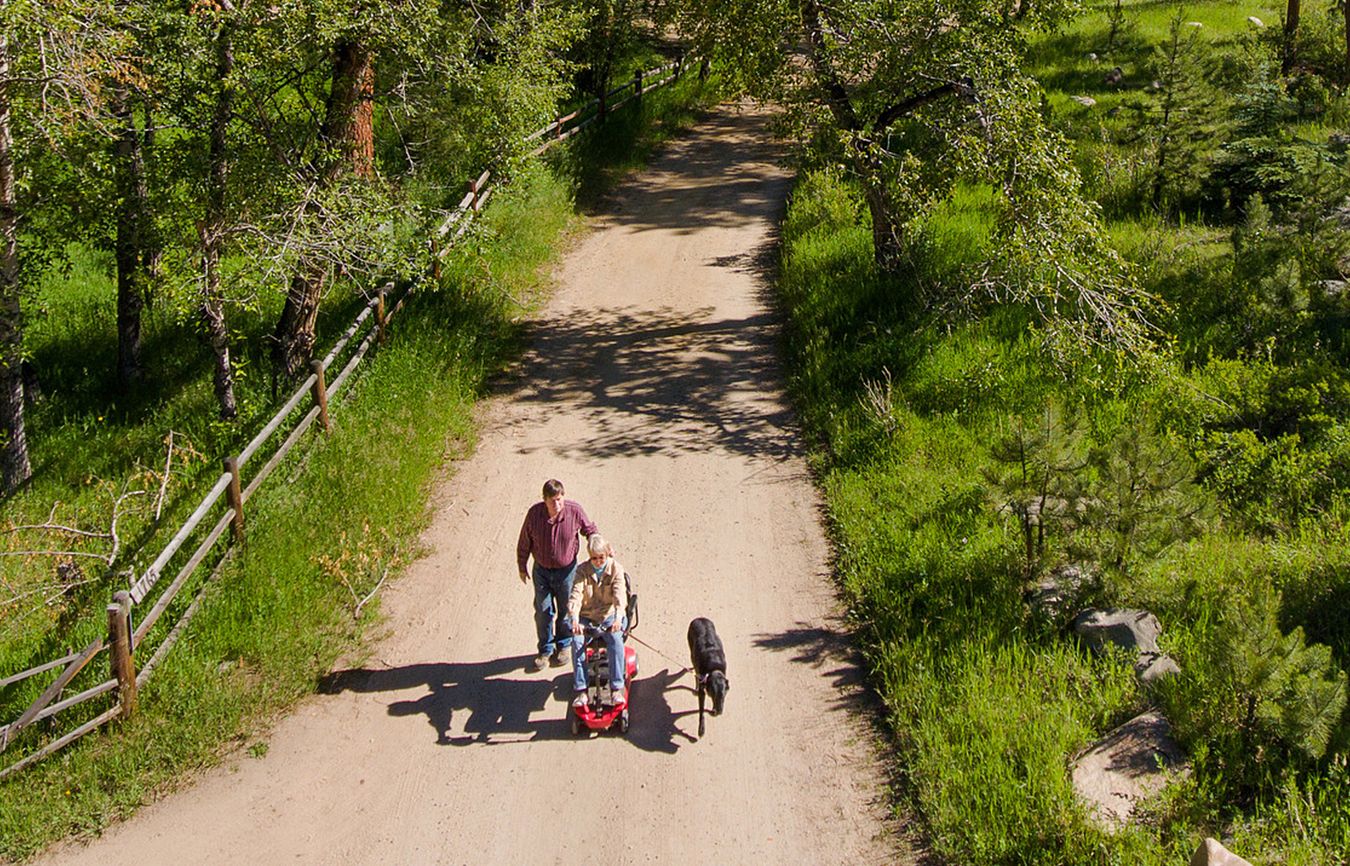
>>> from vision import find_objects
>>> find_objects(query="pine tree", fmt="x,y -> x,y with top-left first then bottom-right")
984,402 -> 1088,576
1147,10 -> 1218,211
1213,588 -> 1347,780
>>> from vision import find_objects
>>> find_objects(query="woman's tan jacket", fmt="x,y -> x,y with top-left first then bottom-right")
567,557 -> 627,625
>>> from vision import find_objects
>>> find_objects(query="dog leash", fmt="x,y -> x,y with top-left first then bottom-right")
627,633 -> 690,674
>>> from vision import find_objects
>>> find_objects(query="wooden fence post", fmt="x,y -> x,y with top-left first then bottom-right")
555,114 -> 564,141
634,69 -> 643,99
223,456 -> 244,543
599,90 -> 607,123
430,237 -> 441,282
375,287 -> 388,346
309,360 -> 331,432
108,591 -> 137,717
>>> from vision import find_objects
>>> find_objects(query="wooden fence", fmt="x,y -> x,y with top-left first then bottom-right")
0,55 -> 696,780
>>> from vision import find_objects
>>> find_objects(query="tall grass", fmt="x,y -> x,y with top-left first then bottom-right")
778,164 -> 1350,864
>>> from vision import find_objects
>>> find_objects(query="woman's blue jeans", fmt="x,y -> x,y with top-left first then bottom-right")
572,614 -> 627,693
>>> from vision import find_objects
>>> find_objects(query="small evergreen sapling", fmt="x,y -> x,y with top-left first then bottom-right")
984,402 -> 1087,576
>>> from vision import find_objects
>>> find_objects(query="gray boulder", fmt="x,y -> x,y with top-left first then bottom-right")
1026,564 -> 1095,623
1135,651 -> 1181,684
1190,838 -> 1253,866
1071,95 -> 1097,107
1073,608 -> 1162,655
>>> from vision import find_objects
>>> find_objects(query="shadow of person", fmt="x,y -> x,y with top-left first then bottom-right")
623,667 -> 698,754
321,657 -> 569,746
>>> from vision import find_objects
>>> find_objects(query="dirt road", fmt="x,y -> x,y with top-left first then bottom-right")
39,103 -> 905,865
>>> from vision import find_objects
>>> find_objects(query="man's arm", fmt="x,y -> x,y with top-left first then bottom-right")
516,512 -> 533,580
573,502 -> 598,539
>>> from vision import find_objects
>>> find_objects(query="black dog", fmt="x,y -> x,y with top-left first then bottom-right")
687,617 -> 730,738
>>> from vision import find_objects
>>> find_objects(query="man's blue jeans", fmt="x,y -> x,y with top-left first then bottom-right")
572,614 -> 627,693
532,562 -> 577,656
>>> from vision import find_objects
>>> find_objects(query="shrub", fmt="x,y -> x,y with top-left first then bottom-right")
1161,586 -> 1347,798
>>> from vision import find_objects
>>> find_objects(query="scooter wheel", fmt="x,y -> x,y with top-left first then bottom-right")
618,708 -> 630,736
570,714 -> 583,737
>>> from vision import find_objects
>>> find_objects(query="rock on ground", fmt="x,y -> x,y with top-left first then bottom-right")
1191,838 -> 1254,866
1071,710 -> 1188,828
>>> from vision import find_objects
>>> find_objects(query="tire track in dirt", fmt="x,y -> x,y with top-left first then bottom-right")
37,101 -> 910,866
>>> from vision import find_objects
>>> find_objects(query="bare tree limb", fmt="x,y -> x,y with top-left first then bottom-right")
4,502 -> 110,540
353,566 -> 390,620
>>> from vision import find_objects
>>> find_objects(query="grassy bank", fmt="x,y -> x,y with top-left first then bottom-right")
0,70 -> 722,860
779,156 -> 1350,863
775,2 -> 1350,860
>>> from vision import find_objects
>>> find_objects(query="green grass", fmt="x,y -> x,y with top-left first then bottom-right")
777,160 -> 1350,864
0,71 -> 719,860
775,3 -> 1350,862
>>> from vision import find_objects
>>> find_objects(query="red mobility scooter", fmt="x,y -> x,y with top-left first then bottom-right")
569,574 -> 638,737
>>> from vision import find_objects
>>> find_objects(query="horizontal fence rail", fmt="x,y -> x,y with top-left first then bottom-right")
0,53 -> 698,780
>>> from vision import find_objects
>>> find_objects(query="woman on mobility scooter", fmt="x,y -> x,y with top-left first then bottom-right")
566,534 -> 638,735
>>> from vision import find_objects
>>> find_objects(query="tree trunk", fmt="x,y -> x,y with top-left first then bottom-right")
0,34 -> 32,493
271,271 -> 326,385
860,175 -> 905,270
1283,0 -> 1301,74
1343,0 -> 1349,84
322,38 -> 374,183
142,117 -> 162,309
1152,94 -> 1173,209
271,38 -> 375,383
201,5 -> 238,419
113,89 -> 148,389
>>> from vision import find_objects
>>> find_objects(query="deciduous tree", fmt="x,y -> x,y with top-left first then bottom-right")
0,0 -> 132,493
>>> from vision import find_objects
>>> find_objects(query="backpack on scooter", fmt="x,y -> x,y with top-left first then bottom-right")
624,571 -> 639,632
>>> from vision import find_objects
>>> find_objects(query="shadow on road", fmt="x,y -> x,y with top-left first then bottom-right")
751,623 -> 872,717
625,667 -> 698,753
320,658 -> 568,745
588,107 -> 790,236
320,658 -> 698,753
495,302 -> 807,466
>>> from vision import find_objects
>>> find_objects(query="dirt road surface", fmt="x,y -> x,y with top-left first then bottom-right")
38,103 -> 906,866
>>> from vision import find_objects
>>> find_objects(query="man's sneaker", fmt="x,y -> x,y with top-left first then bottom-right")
572,692 -> 589,708
608,686 -> 625,707
529,652 -> 550,672
550,648 -> 571,668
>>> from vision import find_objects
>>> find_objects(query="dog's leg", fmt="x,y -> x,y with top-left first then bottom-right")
697,681 -> 705,738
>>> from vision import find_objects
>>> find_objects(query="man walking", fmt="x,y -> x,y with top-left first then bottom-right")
517,479 -> 597,671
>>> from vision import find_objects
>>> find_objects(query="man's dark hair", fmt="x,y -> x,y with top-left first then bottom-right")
542,479 -> 565,498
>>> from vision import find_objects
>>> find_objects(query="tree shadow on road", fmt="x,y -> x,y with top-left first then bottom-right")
495,304 -> 804,465
591,106 -> 791,236
752,622 -> 942,865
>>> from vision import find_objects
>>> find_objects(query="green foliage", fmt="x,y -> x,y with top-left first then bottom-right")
779,160 -> 1350,865
1160,586 -> 1347,796
1144,10 -> 1224,211
674,0 -> 1155,354
984,402 -> 1088,575
1084,413 -> 1205,568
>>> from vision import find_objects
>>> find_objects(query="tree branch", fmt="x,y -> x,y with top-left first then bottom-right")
799,0 -> 861,131
873,77 -> 975,132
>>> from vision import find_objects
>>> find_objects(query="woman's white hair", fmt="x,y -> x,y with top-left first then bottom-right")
587,534 -> 611,556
